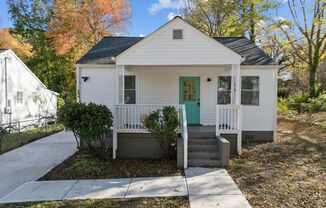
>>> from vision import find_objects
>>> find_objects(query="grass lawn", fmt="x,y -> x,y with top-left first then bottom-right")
228,118 -> 326,208
0,124 -> 64,154
40,150 -> 182,180
0,197 -> 189,208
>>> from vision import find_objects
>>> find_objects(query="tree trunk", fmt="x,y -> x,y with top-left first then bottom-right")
309,64 -> 318,97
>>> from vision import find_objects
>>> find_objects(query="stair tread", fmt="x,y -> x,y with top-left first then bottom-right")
188,159 -> 221,167
189,152 -> 219,160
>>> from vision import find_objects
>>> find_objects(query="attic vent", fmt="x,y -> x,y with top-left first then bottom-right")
173,29 -> 183,39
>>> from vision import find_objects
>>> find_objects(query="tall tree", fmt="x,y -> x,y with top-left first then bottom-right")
182,0 -> 278,40
183,0 -> 241,37
7,0 -> 131,100
279,0 -> 326,97
48,0 -> 131,55
7,0 -> 71,98
239,0 -> 278,42
0,29 -> 33,60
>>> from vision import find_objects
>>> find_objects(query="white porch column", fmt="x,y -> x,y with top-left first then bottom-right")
231,64 -> 242,155
116,65 -> 125,104
113,65 -> 125,159
231,64 -> 241,104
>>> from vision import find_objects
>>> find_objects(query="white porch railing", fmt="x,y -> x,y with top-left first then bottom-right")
216,104 -> 243,154
180,105 -> 188,169
114,104 -> 188,169
216,105 -> 242,134
115,104 -> 180,133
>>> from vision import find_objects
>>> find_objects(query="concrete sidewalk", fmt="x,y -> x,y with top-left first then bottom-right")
185,168 -> 252,208
0,131 -> 77,198
0,168 -> 251,207
0,176 -> 188,203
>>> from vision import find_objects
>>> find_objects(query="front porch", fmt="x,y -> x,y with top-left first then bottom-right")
113,104 -> 242,169
112,64 -> 243,169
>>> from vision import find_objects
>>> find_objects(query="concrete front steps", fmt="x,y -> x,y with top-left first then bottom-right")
188,136 -> 221,167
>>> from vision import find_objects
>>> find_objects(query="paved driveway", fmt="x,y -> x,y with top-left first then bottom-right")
0,131 -> 77,198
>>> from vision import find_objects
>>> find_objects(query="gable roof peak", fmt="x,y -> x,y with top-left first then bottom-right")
173,15 -> 183,20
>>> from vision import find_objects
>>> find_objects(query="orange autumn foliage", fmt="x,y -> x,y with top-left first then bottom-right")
0,29 -> 33,60
48,0 -> 131,56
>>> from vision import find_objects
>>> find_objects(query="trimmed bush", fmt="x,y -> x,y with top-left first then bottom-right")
144,106 -> 179,159
58,102 -> 113,160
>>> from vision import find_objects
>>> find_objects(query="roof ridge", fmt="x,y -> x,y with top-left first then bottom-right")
213,36 -> 247,38
103,36 -> 144,38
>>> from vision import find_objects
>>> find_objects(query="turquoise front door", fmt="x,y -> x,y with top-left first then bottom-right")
179,77 -> 200,124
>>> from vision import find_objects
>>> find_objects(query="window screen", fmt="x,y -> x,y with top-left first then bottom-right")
16,91 -> 23,104
241,76 -> 259,105
124,76 -> 136,104
217,76 -> 231,104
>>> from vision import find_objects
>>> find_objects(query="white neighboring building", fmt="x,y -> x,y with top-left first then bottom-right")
0,49 -> 59,125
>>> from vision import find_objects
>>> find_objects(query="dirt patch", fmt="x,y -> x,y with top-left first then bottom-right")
0,197 -> 190,208
228,118 -> 326,208
40,150 -> 183,180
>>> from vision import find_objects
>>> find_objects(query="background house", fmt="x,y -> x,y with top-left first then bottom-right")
0,49 -> 58,127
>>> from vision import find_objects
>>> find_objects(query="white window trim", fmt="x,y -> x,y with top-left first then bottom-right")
124,75 -> 137,104
241,76 -> 260,106
217,76 -> 232,104
16,91 -> 24,106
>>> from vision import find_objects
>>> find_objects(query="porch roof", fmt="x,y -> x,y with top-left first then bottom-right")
77,37 -> 276,66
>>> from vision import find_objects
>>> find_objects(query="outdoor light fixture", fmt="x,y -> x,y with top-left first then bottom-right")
81,76 -> 89,82
207,78 -> 212,82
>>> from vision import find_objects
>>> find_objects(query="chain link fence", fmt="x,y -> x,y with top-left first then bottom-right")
0,116 -> 58,153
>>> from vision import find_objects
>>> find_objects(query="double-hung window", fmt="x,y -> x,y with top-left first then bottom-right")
217,76 -> 231,104
241,76 -> 259,105
16,91 -> 23,104
124,75 -> 136,104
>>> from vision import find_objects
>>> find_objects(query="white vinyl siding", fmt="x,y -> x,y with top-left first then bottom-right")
0,50 -> 58,124
79,67 -> 116,111
117,18 -> 241,65
77,65 -> 277,131
241,68 -> 277,131
132,66 -> 228,125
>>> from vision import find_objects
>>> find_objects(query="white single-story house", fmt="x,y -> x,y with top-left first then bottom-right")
0,49 -> 59,127
76,17 -> 278,168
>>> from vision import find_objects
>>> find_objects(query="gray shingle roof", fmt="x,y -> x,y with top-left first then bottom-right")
213,37 -> 276,65
77,36 -> 275,65
77,37 -> 143,64
0,49 -> 9,53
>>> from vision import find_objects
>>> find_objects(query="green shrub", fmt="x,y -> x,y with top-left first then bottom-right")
278,90 -> 326,114
144,106 -> 179,159
277,98 -> 298,116
58,102 -> 113,160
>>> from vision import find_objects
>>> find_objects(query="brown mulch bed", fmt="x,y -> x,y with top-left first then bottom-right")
40,150 -> 183,180
0,197 -> 190,208
228,118 -> 326,208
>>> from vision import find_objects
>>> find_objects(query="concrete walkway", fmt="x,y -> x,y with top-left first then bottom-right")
185,168 -> 252,208
0,131 -> 77,198
0,168 -> 251,207
0,176 -> 188,203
